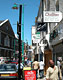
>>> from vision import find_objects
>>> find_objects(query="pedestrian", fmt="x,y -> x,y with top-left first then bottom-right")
39,61 -> 44,78
20,62 -> 23,78
16,62 -> 23,79
46,59 -> 62,80
60,61 -> 63,76
57,60 -> 62,80
32,58 -> 39,78
32,59 -> 39,70
57,60 -> 61,69
27,59 -> 31,67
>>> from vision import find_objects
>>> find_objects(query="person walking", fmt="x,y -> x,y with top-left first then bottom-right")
39,61 -> 44,78
20,62 -> 23,78
16,62 -> 23,79
46,60 -> 62,80
32,58 -> 39,78
57,60 -> 62,80
60,61 -> 63,76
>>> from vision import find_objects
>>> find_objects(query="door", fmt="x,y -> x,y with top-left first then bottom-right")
44,49 -> 52,75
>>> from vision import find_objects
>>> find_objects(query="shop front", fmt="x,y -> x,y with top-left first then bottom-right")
52,42 -> 63,65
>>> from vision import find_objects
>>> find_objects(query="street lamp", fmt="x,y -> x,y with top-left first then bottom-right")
12,3 -> 18,10
12,4 -> 22,80
17,5 -> 22,80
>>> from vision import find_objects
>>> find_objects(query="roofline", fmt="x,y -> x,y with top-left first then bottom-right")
0,19 -> 9,26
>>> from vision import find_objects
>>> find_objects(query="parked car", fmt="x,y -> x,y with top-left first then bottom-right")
5,60 -> 18,65
0,64 -> 18,80
5,60 -> 12,64
10,61 -> 18,65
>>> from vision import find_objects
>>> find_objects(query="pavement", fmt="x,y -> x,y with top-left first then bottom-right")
38,76 -> 46,80
37,78 -> 46,80
21,78 -> 46,80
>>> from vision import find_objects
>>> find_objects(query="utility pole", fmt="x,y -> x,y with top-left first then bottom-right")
18,5 -> 22,80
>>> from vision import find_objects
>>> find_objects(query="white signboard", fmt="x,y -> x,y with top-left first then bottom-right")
39,43 -> 47,47
32,34 -> 40,43
43,11 -> 62,22
32,34 -> 40,40
33,39 -> 40,43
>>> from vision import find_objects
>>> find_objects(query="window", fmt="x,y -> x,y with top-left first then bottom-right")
11,39 -> 13,48
56,0 -> 59,11
47,0 -> 50,11
4,36 -> 10,47
6,26 -> 8,31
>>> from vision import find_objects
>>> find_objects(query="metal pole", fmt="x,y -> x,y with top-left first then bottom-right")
22,4 -> 24,64
18,5 -> 22,80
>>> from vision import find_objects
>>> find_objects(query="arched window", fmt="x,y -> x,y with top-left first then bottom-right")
4,36 -> 10,47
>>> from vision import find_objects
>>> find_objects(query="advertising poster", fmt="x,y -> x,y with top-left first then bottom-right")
24,70 -> 37,80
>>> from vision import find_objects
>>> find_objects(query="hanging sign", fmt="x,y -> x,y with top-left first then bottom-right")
43,11 -> 62,22
32,34 -> 40,43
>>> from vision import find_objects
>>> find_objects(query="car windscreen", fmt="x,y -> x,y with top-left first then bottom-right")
0,64 -> 16,71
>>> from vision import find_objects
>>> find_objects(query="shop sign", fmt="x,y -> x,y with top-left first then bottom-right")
32,34 -> 40,43
24,70 -> 37,80
43,11 -> 62,22
33,39 -> 40,43
32,34 -> 40,40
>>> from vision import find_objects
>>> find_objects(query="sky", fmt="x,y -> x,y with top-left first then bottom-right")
0,0 -> 40,45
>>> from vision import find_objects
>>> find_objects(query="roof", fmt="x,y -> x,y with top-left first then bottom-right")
0,19 -> 8,26
0,20 -> 4,24
0,19 -> 15,37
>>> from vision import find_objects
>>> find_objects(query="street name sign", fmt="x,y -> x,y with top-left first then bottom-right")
43,11 -> 62,22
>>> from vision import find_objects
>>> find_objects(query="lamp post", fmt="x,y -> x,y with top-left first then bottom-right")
12,4 -> 24,80
18,5 -> 22,80
12,4 -> 22,80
